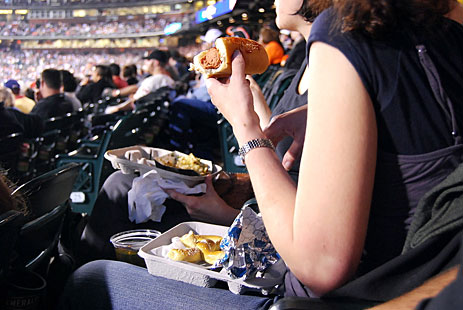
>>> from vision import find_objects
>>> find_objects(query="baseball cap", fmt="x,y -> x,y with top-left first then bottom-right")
142,49 -> 168,65
226,26 -> 250,39
200,28 -> 223,43
4,79 -> 20,90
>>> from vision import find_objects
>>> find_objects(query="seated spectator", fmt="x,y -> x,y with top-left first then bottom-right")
122,64 -> 138,86
77,64 -> 116,104
75,7 -> 310,263
60,70 -> 82,112
168,50 -> 190,82
109,63 -> 128,89
107,50 -> 174,113
259,26 -> 285,65
4,79 -> 36,114
30,69 -> 73,120
60,0 -> 463,309
0,85 -> 43,138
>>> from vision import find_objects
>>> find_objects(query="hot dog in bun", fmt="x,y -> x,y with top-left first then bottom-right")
189,37 -> 269,78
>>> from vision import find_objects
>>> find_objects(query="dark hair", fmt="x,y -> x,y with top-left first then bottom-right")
60,70 -> 77,92
24,88 -> 35,101
122,64 -> 136,78
295,0 -> 328,22
0,173 -> 27,215
41,69 -> 62,90
299,0 -> 452,37
109,63 -> 121,76
94,65 -> 115,87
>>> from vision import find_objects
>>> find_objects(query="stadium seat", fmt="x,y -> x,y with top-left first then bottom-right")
0,210 -> 24,283
217,116 -> 247,174
265,68 -> 298,111
56,108 -> 160,214
56,131 -> 112,215
9,162 -> 81,275
0,132 -> 37,183
269,297 -> 378,310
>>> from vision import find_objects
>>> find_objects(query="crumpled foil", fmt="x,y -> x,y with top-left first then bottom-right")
214,206 -> 280,280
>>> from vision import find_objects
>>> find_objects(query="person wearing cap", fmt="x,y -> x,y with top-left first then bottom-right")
200,28 -> 223,46
4,79 -> 36,114
106,49 -> 174,114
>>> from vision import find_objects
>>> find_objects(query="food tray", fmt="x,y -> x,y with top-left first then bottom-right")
138,222 -> 286,294
104,146 -> 222,187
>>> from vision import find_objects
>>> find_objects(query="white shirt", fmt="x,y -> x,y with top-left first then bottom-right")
133,74 -> 175,101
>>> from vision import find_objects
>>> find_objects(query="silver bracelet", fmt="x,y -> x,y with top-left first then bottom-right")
238,138 -> 275,164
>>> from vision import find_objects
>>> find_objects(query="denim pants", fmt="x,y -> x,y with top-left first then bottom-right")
59,260 -> 274,310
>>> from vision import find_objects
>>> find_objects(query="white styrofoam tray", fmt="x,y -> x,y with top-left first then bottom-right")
138,222 -> 286,294
104,146 -> 222,187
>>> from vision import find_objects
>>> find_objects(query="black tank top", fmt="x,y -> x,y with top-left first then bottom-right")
284,8 -> 463,297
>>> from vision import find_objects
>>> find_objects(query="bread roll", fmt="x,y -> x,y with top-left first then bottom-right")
167,248 -> 202,263
190,37 -> 270,78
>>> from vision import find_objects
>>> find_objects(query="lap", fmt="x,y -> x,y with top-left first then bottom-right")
61,260 -> 273,310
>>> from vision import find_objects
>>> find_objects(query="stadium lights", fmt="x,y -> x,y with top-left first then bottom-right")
0,10 -> 13,14
258,8 -> 265,13
15,10 -> 29,15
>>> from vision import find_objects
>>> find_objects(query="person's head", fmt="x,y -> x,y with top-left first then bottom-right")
40,69 -> 62,97
168,50 -> 182,64
0,86 -> 15,107
200,28 -> 223,49
4,79 -> 21,96
24,87 -> 35,101
109,63 -> 121,77
142,49 -> 169,74
60,70 -> 78,93
91,65 -> 112,84
259,27 -> 281,45
296,0 -> 452,37
122,64 -> 137,79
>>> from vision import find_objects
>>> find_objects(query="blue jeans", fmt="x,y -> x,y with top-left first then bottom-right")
59,260 -> 274,310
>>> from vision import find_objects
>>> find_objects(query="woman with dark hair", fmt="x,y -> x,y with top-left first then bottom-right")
77,64 -> 116,104
60,0 -> 463,309
122,64 -> 138,86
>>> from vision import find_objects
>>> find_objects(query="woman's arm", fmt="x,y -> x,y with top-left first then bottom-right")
207,43 -> 377,295
248,76 -> 272,129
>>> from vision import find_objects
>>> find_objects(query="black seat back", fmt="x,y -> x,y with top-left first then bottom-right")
0,210 -> 24,282
11,163 -> 82,271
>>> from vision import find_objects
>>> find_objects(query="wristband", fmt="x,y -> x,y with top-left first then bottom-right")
238,138 -> 275,164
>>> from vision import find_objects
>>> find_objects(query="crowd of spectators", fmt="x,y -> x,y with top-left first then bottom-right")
0,42 -> 206,89
0,15 -> 189,37
0,49 -> 144,89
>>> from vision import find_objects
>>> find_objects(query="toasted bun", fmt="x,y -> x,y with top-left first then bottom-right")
190,37 -> 270,78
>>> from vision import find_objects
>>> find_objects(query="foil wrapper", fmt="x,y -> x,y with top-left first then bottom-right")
214,206 -> 280,280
